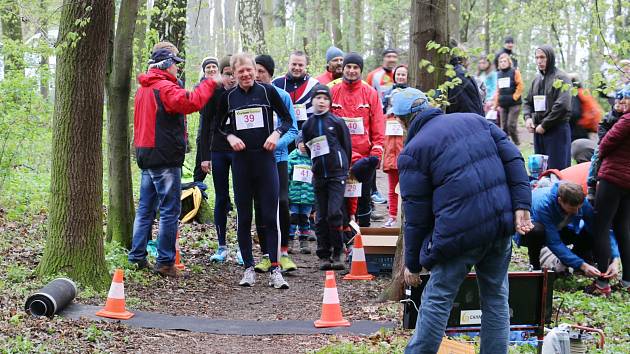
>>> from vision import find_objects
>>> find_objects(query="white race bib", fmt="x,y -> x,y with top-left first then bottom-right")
343,117 -> 365,135
533,95 -> 546,112
235,107 -> 264,130
292,165 -> 313,183
498,77 -> 510,89
306,136 -> 330,158
385,120 -> 404,136
344,181 -> 362,197
294,104 -> 308,121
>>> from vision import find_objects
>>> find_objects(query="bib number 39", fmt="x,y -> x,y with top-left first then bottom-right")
235,107 -> 264,130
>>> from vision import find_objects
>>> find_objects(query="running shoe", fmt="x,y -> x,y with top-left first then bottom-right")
235,249 -> 244,266
254,255 -> 271,273
299,239 -> 311,254
209,247 -> 229,263
383,217 -> 397,228
584,280 -> 611,297
303,229 -> 317,241
239,267 -> 256,287
371,191 -> 387,204
279,255 -> 298,272
269,268 -> 289,289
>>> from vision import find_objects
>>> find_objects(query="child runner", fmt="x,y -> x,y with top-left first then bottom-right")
287,138 -> 316,254
301,84 -> 352,270
218,53 -> 293,289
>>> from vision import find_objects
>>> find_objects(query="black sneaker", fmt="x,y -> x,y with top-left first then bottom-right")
319,258 -> 333,271
331,255 -> 345,270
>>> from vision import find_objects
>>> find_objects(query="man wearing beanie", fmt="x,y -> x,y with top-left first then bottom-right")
129,46 -> 220,277
253,54 -> 299,273
394,87 -> 532,353
367,48 -> 399,101
316,46 -> 345,85
330,52 -> 384,227
273,50 -> 320,130
201,56 -> 219,79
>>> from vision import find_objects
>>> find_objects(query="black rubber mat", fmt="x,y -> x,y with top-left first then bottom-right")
61,304 -> 395,335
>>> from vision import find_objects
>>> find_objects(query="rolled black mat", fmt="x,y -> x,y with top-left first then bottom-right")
25,278 -> 78,318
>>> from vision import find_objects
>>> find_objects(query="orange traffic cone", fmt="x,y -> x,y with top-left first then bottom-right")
96,269 -> 134,320
344,234 -> 374,280
314,271 -> 351,328
174,231 -> 186,270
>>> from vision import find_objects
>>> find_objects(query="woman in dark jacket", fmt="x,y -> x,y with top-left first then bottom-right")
592,92 -> 630,295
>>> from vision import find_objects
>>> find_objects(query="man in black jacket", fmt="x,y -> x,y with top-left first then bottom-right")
446,50 -> 484,115
523,45 -> 572,170
494,36 -> 518,69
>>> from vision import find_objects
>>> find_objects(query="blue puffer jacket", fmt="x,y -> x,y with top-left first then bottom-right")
513,183 -> 620,269
399,108 -> 531,272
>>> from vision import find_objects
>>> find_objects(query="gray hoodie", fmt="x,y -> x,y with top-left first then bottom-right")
523,45 -> 572,131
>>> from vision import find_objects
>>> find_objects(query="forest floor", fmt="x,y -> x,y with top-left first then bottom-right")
1,127 -> 629,353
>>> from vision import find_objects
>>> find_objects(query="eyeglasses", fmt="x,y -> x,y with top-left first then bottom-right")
222,72 -> 234,78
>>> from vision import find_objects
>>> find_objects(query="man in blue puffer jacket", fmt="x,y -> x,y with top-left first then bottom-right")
394,87 -> 533,354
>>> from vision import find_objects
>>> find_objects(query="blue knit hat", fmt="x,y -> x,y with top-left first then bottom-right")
326,46 -> 345,63
391,87 -> 429,116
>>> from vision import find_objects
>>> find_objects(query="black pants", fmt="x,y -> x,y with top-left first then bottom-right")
232,150 -> 279,268
357,168 -> 376,227
314,177 -> 345,259
593,179 -> 630,282
255,161 -> 289,254
520,222 -> 593,270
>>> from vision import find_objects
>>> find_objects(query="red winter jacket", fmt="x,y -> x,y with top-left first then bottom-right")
330,79 -> 385,159
134,68 -> 216,169
316,71 -> 335,85
598,113 -> 630,190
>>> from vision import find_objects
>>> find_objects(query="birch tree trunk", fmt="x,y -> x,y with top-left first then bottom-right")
238,0 -> 267,53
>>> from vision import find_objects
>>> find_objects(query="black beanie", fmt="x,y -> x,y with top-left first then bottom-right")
312,83 -> 331,100
343,52 -> 364,72
255,54 -> 275,77
201,56 -> 219,71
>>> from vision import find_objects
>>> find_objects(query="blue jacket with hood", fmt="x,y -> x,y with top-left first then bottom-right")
398,108 -> 531,271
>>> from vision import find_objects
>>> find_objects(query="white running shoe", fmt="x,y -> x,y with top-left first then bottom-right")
269,268 -> 289,289
383,217 -> 397,228
239,266 -> 256,287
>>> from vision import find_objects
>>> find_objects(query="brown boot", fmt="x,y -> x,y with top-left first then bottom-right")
153,263 -> 182,278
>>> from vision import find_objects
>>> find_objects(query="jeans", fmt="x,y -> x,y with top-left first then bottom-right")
129,167 -> 182,266
405,236 -> 512,354
289,204 -> 313,240
211,151 -> 233,247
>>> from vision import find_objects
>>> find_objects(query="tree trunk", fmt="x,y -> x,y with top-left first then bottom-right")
133,0 -> 149,75
224,0 -> 238,53
105,0 -> 139,249
38,0 -> 114,291
409,0 -> 449,91
213,0 -> 224,55
348,0 -> 363,53
448,0 -> 460,42
330,0 -> 342,48
484,0 -> 490,55
238,0 -> 267,53
0,0 -> 24,77
273,0 -> 286,27
38,0 -> 50,99
262,0 -> 273,34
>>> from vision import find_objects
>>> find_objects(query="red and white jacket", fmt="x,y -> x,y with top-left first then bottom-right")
330,79 -> 384,159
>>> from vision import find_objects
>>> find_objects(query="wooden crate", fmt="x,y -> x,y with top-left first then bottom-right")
437,338 -> 475,354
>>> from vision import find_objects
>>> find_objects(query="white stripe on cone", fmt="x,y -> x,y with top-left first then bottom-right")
352,247 -> 366,262
323,287 -> 340,304
107,282 -> 125,300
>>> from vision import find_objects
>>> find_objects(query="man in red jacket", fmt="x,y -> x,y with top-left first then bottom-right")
128,45 -> 219,277
331,52 -> 385,226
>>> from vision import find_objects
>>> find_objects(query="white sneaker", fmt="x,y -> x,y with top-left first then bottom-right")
383,217 -> 397,228
269,268 -> 289,289
239,267 -> 256,287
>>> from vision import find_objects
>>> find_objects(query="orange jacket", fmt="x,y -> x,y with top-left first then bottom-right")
576,88 -> 603,132
383,115 -> 404,172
